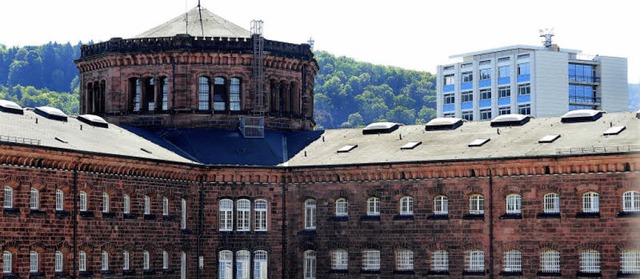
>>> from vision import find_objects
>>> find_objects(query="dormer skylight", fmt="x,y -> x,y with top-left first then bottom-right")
468,138 -> 490,147
490,114 -> 530,127
0,100 -> 24,115
401,141 -> 422,150
78,114 -> 109,128
603,126 -> 625,136
425,118 -> 463,131
337,144 -> 358,153
561,109 -> 603,123
35,106 -> 68,122
362,122 -> 399,135
539,134 -> 561,143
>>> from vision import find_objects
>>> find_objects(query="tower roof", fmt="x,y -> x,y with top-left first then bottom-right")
135,7 -> 251,39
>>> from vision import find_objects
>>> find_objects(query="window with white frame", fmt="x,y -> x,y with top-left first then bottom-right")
219,199 -> 233,231
123,251 -> 130,271
480,109 -> 492,121
480,88 -> 491,100
79,191 -> 87,212
143,251 -> 150,270
503,250 -> 521,272
3,251 -> 12,273
180,252 -> 186,279
466,250 -> 484,272
498,106 -> 511,115
219,250 -> 233,279
254,199 -> 268,231
3,187 -> 13,209
462,72 -> 473,83
461,91 -> 473,102
540,250 -> 560,273
144,195 -> 151,215
543,193 -> 560,214
29,251 -> 38,272
479,68 -> 491,80
498,86 -> 511,98
518,104 -> 530,115
101,251 -> 109,271
304,250 -> 316,279
335,198 -> 348,217
462,110 -> 473,121
56,189 -> 64,211
162,250 -> 169,270
236,250 -> 250,279
444,93 -> 455,104
79,251 -> 87,272
580,250 -> 600,273
517,84 -> 530,95
506,194 -> 521,214
498,65 -> 510,78
621,250 -> 640,274
198,76 -> 210,110
367,197 -> 380,216
469,194 -> 485,215
396,249 -> 414,271
400,196 -> 413,216
236,199 -> 251,231
55,251 -> 64,272
582,192 -> 599,213
431,250 -> 448,271
362,249 -> 380,271
434,196 -> 448,216
623,191 -> 640,212
30,188 -> 39,210
123,194 -> 130,214
162,197 -> 169,216
254,251 -> 268,279
331,249 -> 348,270
304,199 -> 316,230
102,192 -> 110,213
181,198 -> 187,230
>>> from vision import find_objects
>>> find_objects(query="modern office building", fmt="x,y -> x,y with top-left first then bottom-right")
436,32 -> 628,121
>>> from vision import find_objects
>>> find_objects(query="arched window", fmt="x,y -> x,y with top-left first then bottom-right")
102,192 -> 110,213
621,250 -> 640,274
55,251 -> 64,272
331,249 -> 348,271
434,195 -> 448,216
304,199 -> 316,230
335,198 -> 348,217
254,199 -> 268,231
79,191 -> 88,212
469,194 -> 485,215
29,251 -> 38,272
144,195 -> 151,215
218,250 -> 233,279
3,186 -> 13,209
180,252 -> 186,279
162,250 -> 169,270
506,194 -> 521,214
123,194 -> 130,215
123,251 -> 130,271
503,250 -> 521,272
219,199 -> 233,231
30,188 -> 39,210
213,77 -> 227,111
198,76 -> 210,110
79,251 -> 87,272
143,250 -> 150,270
400,196 -> 413,216
181,198 -> 187,230
543,193 -> 560,214
230,78 -> 241,111
580,250 -> 600,274
303,250 -> 316,279
254,250 -> 268,279
56,189 -> 64,211
3,251 -> 12,273
236,199 -> 251,231
367,197 -> 380,216
396,249 -> 414,271
101,251 -> 109,271
236,250 -> 250,279
540,250 -> 560,273
362,249 -> 380,271
162,197 -> 169,216
465,250 -> 484,272
623,191 -> 640,212
432,250 -> 448,272
582,192 -> 599,213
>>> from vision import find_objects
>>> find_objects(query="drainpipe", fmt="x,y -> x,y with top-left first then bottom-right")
489,169 -> 494,279
197,174 -> 204,279
281,172 -> 288,279
73,166 -> 78,279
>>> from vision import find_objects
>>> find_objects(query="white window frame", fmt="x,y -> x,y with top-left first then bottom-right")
144,195 -> 151,215
582,192 -> 599,213
469,194 -> 485,215
79,251 -> 87,272
434,195 -> 448,215
396,249 -> 414,271
580,250 -> 600,273
540,250 -> 560,273
466,250 -> 484,272
253,250 -> 268,279
331,249 -> 348,270
123,251 -> 130,271
621,250 -> 640,274
3,251 -> 12,273
237,199 -> 251,231
367,197 -> 380,216
506,194 -> 521,214
163,250 -> 169,270
304,199 -> 316,230
335,198 -> 348,217
123,194 -> 130,214
3,186 -> 13,209
79,191 -> 87,212
303,250 -> 316,279
181,198 -> 187,230
162,197 -> 169,216
431,250 -> 448,272
30,251 -> 38,272
30,188 -> 39,210
236,250 -> 250,279
143,250 -> 150,270
218,250 -> 233,279
623,191 -> 640,212
362,249 -> 380,271
56,189 -> 64,211
543,193 -> 560,214
55,251 -> 64,272
254,199 -> 268,232
400,196 -> 413,216
503,250 -> 521,272
180,252 -> 187,279
102,192 -> 110,213
219,199 -> 233,231
101,251 -> 109,271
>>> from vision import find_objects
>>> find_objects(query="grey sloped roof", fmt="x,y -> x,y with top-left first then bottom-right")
135,7 -> 251,39
285,111 -> 640,167
0,108 -> 195,164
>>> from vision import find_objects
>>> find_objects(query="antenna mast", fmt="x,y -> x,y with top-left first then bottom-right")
197,0 -> 205,37
539,28 -> 554,48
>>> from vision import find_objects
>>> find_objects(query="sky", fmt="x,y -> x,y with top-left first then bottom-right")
1,0 -> 638,83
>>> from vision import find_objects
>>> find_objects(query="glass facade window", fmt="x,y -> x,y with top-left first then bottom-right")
143,251 -> 150,270
518,104 -> 530,115
218,250 -> 232,279
236,199 -> 251,231
162,197 -> 169,216
443,112 -> 455,118
499,86 -> 511,98
181,198 -> 187,230
461,91 -> 473,102
133,79 -> 141,112
30,188 -> 39,210
335,198 -> 348,217
123,251 -> 130,271
56,189 -> 64,211
30,251 -> 38,272
569,84 -> 598,104
517,84 -> 530,95
144,195 -> 151,215
102,192 -> 110,213
498,107 -> 511,115
219,199 -> 233,231
79,251 -> 87,272
623,191 -> 640,212
498,66 -> 510,78
161,77 -> 168,110
123,194 -> 130,214
479,68 -> 491,80
444,93 -> 455,104
213,77 -> 226,111
461,110 -> 473,121
462,72 -> 473,83
3,186 -> 12,208
102,251 -> 109,271
621,250 -> 640,274
3,251 -> 12,273
162,250 -> 169,270
480,89 -> 491,100
236,250 -> 250,279
480,109 -> 492,120
55,251 -> 64,272
254,251 -> 268,279
580,250 -> 600,273
79,191 -> 87,212
569,64 -> 596,82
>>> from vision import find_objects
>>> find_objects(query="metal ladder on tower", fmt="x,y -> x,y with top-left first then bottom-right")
240,20 -> 266,138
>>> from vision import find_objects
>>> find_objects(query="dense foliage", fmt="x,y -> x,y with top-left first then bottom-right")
313,51 -> 437,129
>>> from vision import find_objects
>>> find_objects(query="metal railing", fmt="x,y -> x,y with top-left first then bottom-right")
0,134 -> 41,145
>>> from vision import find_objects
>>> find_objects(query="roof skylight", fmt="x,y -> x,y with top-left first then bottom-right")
539,134 -> 561,143
561,109 -> 603,123
603,126 -> 626,136
35,106 -> 68,122
401,141 -> 422,150
468,138 -> 490,147
78,114 -> 109,128
425,118 -> 463,131
490,114 -> 530,127
0,100 -> 24,115
362,122 -> 399,135
337,144 -> 358,153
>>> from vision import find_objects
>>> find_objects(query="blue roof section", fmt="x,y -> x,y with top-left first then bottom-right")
122,126 -> 324,166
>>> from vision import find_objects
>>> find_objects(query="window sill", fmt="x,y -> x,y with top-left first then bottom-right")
122,270 -> 135,276
123,213 -> 136,219
3,208 -> 20,216
427,270 -> 449,276
102,212 -> 116,219
463,271 -> 486,276
360,215 -> 380,221
329,269 -> 348,274
536,212 -> 560,219
100,270 -> 114,275
181,228 -> 193,234
143,270 -> 155,276
463,214 -> 484,220
536,272 -> 561,277
29,209 -> 46,218
330,216 -> 349,222
29,272 -> 45,278
499,213 -> 522,219
617,211 -> 640,218
79,271 -> 93,277
79,211 -> 94,218
576,271 -> 602,277
393,270 -> 415,275
55,210 -> 70,217
143,214 -> 156,220
575,212 -> 600,218
162,269 -> 173,275
162,215 -> 174,221
499,271 -> 523,276
2,273 -> 19,279
617,271 -> 640,277
360,269 -> 380,274
428,214 -> 449,220
393,215 -> 414,221
54,272 -> 69,278
297,229 -> 317,235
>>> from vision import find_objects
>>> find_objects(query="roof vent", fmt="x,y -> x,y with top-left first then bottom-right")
560,109 -> 603,123
401,141 -> 422,150
78,114 -> 109,128
539,134 -> 561,143
603,126 -> 626,136
337,144 -> 358,153
0,100 -> 24,115
469,138 -> 490,147
35,106 -> 68,122
490,114 -> 530,127
425,118 -> 463,131
362,122 -> 399,135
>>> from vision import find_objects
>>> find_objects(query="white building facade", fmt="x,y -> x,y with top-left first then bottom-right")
436,44 -> 628,121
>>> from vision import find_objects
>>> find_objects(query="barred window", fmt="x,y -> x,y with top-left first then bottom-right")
55,251 -> 64,272
540,250 -> 560,273
466,250 -> 484,272
621,250 -> 640,274
102,192 -> 110,213
30,251 -> 38,272
101,251 -> 109,271
123,251 -> 130,271
331,249 -> 348,270
543,193 -> 560,213
144,195 -> 151,215
580,250 -> 600,273
3,251 -> 12,273
503,250 -> 521,272
198,76 -> 210,110
335,198 -> 348,217
304,199 -> 316,230
3,186 -> 13,209
30,188 -> 39,210
181,198 -> 187,230
218,250 -> 233,279
400,196 -> 413,216
162,250 -> 169,270
623,191 -> 640,212
79,251 -> 87,272
162,197 -> 169,216
254,199 -> 268,231
469,194 -> 485,215
367,197 -> 380,216
396,249 -> 414,271
506,194 -> 521,214
236,199 -> 251,231
143,251 -> 150,270
56,189 -> 64,211
79,191 -> 87,212
230,78 -> 241,111
431,250 -> 448,271
180,252 -> 186,279
582,192 -> 599,213
123,194 -> 130,214
434,196 -> 448,215
219,199 -> 233,231
304,250 -> 316,279
362,250 -> 380,271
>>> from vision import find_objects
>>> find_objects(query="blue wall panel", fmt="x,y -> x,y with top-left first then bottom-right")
461,102 -> 473,110
461,82 -> 473,90
498,97 -> 511,106
479,79 -> 491,88
498,77 -> 510,85
517,95 -> 530,103
443,84 -> 455,92
443,104 -> 454,112
479,100 -> 491,108
517,74 -> 530,83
